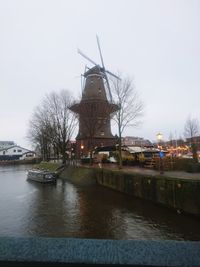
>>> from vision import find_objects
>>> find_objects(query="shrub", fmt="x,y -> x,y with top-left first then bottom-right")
102,154 -> 109,163
81,158 -> 91,164
186,163 -> 200,173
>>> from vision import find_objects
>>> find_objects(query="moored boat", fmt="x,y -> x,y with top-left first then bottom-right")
27,169 -> 56,183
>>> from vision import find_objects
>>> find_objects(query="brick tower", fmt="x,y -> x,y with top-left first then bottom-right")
70,66 -> 118,157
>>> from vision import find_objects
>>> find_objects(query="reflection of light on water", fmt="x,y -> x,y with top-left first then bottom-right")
65,183 -> 79,203
111,208 -> 184,240
0,168 -> 13,172
63,182 -> 80,224
0,165 -> 31,173
16,188 -> 38,200
0,168 -> 24,173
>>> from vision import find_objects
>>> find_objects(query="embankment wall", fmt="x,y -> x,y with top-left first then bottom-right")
61,166 -> 200,217
95,168 -> 200,217
60,166 -> 96,186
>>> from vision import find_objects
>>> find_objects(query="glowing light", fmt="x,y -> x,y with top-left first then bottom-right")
156,133 -> 163,141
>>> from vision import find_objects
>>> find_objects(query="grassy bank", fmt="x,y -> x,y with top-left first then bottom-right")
35,163 -> 96,186
36,161 -> 63,172
60,166 -> 96,186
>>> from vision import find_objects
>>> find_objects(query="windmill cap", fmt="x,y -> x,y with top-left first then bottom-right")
84,66 -> 104,77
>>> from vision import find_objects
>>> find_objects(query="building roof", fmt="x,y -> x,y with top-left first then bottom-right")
0,145 -> 34,153
0,141 -> 15,148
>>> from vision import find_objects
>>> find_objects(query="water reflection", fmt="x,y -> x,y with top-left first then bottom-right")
75,185 -> 200,240
25,180 -> 81,237
0,165 -> 200,240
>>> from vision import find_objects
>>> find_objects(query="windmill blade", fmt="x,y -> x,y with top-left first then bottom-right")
77,48 -> 98,66
96,35 -> 121,81
105,69 -> 121,80
104,73 -> 112,102
96,35 -> 105,70
96,35 -> 118,102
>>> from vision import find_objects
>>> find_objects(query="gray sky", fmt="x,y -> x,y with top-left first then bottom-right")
1,0 -> 200,149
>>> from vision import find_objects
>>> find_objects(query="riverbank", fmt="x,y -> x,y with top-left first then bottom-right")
36,161 -> 63,172
60,164 -> 200,218
37,162 -> 200,217
60,165 -> 96,186
0,158 -> 39,165
36,162 -> 95,185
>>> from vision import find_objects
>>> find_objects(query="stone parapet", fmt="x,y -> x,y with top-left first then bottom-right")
0,237 -> 200,266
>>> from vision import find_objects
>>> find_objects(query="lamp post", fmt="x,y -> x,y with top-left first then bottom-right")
156,133 -> 164,174
115,143 -> 120,167
80,145 -> 84,159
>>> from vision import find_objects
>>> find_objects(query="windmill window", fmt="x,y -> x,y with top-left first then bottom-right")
98,88 -> 101,94
100,131 -> 105,136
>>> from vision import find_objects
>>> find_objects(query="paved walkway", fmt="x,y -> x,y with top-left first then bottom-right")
91,163 -> 200,180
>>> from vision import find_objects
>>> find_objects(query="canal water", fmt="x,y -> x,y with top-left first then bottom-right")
0,164 -> 200,240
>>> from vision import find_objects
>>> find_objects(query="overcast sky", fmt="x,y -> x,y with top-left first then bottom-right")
0,0 -> 200,149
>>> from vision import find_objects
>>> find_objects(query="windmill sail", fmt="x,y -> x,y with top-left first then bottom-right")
77,36 -> 121,103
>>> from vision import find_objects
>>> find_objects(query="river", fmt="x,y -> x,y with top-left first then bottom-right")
0,164 -> 200,240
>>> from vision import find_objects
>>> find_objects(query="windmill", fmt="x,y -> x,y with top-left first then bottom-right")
77,35 -> 120,102
70,36 -> 120,158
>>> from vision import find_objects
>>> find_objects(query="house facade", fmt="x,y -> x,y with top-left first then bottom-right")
0,145 -> 35,161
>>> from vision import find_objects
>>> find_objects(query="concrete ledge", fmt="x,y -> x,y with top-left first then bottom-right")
0,237 -> 200,266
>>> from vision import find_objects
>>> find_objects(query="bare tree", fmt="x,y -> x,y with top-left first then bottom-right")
27,90 -> 77,164
111,75 -> 144,168
184,116 -> 199,162
43,90 -> 77,164
27,106 -> 54,161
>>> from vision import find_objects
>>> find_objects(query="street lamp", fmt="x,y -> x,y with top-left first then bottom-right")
156,133 -> 163,143
80,144 -> 84,159
156,133 -> 164,174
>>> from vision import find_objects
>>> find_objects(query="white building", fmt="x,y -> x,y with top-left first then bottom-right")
0,145 -> 35,161
122,136 -> 153,147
